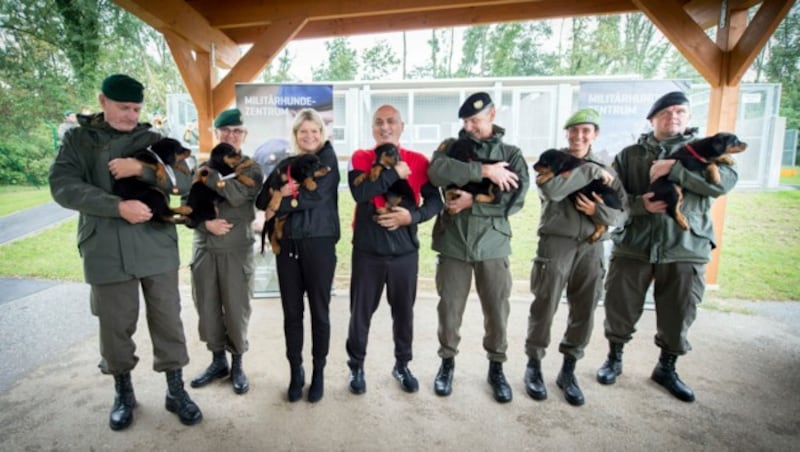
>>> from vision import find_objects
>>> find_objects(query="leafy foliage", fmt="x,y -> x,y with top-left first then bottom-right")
312,38 -> 358,81
360,39 -> 401,80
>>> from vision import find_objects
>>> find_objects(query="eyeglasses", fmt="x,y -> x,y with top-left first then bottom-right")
218,127 -> 247,136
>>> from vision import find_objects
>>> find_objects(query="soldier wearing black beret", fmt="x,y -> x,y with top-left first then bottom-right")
428,91 -> 530,403
49,73 -> 202,430
597,91 -> 739,402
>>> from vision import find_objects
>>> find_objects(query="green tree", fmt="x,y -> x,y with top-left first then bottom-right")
312,38 -> 357,81
765,4 -> 800,130
456,25 -> 490,77
262,49 -> 296,82
360,39 -> 400,80
408,29 -> 455,79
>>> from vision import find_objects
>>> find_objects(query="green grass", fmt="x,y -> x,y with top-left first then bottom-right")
716,189 -> 800,300
0,186 -> 53,216
780,172 -> 800,186
1,186 -> 798,301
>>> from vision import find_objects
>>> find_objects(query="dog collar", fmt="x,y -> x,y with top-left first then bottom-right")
684,144 -> 708,163
145,146 -> 177,193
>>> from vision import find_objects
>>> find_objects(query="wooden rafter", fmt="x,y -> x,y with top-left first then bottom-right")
113,0 -> 240,69
683,0 -> 763,28
634,0 -> 723,86
211,17 -> 310,117
728,0 -> 795,84
224,0 -> 637,42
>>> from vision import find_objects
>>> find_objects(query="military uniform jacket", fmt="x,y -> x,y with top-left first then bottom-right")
536,148 -> 627,240
193,155 -> 264,252
428,125 -> 530,262
49,113 -> 192,285
611,128 -> 739,264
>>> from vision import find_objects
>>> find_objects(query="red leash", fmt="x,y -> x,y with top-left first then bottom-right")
684,144 -> 708,163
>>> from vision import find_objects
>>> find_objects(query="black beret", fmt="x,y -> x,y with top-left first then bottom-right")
101,74 -> 144,103
458,92 -> 493,119
646,91 -> 689,120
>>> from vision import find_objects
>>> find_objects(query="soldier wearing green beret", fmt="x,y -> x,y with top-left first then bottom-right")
49,73 -> 202,430
189,108 -> 263,396
523,108 -> 627,406
597,91 -> 739,402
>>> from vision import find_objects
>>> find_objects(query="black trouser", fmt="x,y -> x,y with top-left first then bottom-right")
276,237 -> 337,368
346,249 -> 418,368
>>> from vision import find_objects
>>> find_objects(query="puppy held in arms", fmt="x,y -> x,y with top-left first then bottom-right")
256,153 -> 331,255
647,132 -> 747,231
112,137 -> 192,223
184,142 -> 257,228
533,148 -> 623,243
437,138 -> 515,213
352,143 -> 416,217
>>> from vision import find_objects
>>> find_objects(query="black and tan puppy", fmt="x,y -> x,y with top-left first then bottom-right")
184,142 -> 257,228
112,137 -> 192,223
648,132 -> 746,231
352,142 -> 402,186
438,138 -> 510,208
256,153 -> 331,254
533,148 -> 623,243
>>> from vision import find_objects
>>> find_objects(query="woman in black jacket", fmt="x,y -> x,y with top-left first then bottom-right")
261,108 -> 340,403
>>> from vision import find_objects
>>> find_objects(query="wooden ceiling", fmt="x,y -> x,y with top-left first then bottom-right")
111,0 -> 793,121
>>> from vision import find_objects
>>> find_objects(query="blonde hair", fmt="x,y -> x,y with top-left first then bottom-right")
291,108 -> 327,154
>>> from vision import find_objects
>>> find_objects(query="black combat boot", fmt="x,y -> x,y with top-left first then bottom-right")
596,341 -> 624,385
487,361 -> 512,403
524,358 -> 547,401
190,350 -> 229,388
165,369 -> 203,426
433,357 -> 454,396
308,363 -> 324,403
109,372 -> 136,431
288,363 -> 305,402
230,353 -> 249,395
651,350 -> 695,402
556,355 -> 585,406
348,362 -> 366,395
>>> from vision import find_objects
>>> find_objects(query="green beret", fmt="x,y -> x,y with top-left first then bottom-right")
458,92 -> 493,119
101,74 -> 144,103
214,109 -> 244,128
647,91 -> 689,119
564,108 -> 601,129
64,110 -> 74,117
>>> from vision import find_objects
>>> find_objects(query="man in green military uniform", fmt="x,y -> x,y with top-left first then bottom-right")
189,108 -> 263,395
49,74 -> 202,430
596,91 -> 739,402
428,92 -> 530,403
524,109 -> 626,406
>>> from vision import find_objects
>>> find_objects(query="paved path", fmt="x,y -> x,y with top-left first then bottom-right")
0,201 -> 75,245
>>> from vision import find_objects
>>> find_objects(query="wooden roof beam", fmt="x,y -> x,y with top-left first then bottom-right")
728,0 -> 794,85
223,0 -> 637,43
684,0 -> 764,29
634,0 -> 722,86
112,0 -> 240,69
211,17 -> 309,118
200,0 -> 540,29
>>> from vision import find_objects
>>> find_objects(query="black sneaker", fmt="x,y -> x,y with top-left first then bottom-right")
349,366 -> 366,395
392,365 -> 419,393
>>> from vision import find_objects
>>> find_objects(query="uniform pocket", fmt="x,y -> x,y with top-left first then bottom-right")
529,257 -> 550,293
